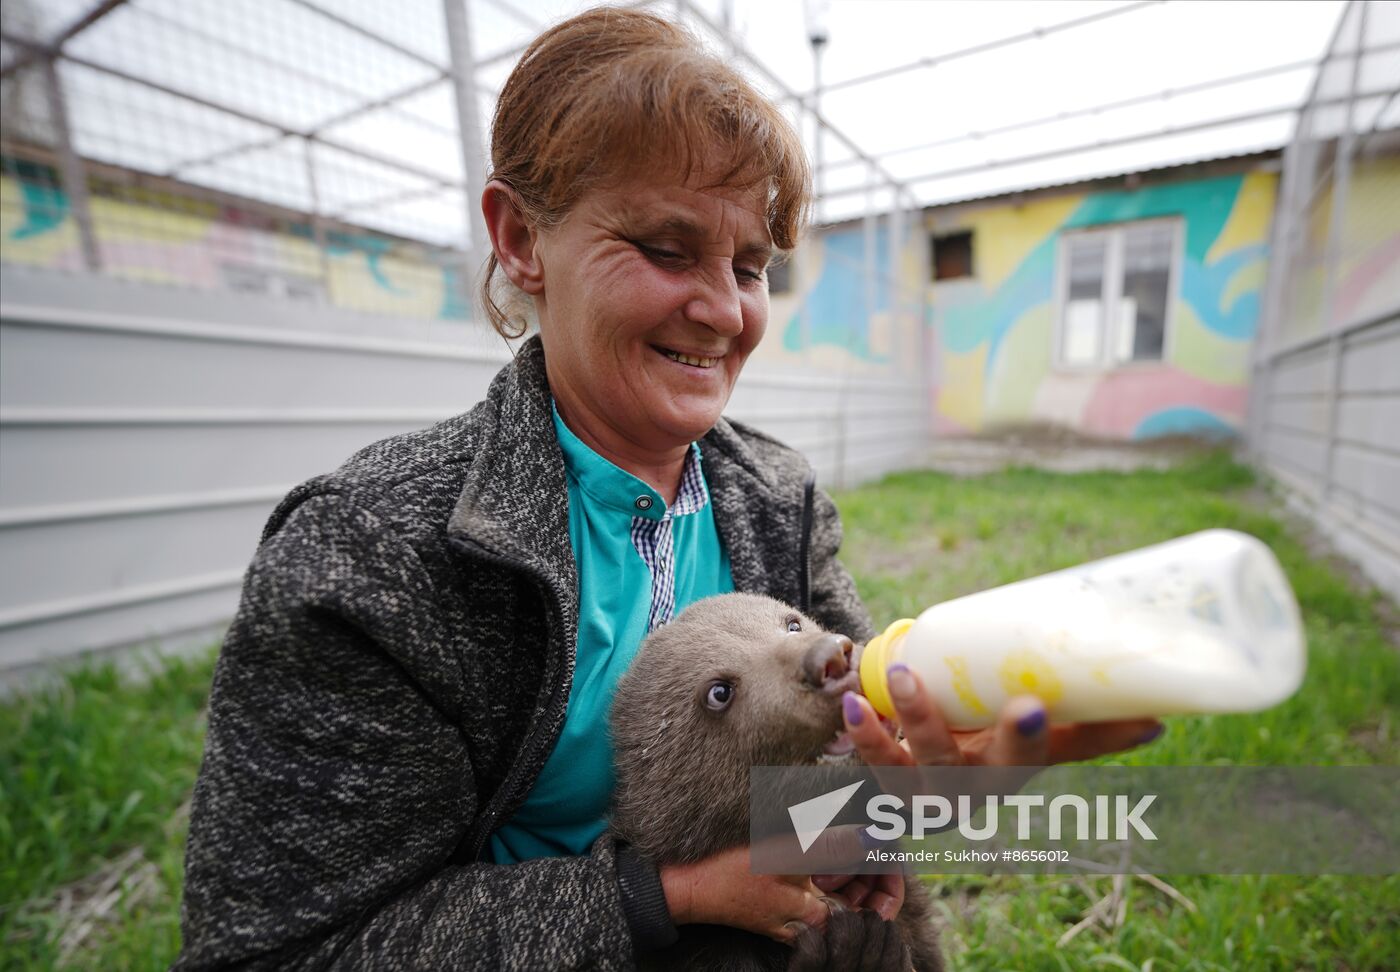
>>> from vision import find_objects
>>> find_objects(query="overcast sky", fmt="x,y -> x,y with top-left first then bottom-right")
469,0 -> 1356,220
9,0 -> 1389,241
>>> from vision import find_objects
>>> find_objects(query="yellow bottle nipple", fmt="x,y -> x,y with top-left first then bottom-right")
859,618 -> 916,719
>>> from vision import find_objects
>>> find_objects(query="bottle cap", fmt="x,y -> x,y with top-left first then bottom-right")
859,618 -> 915,719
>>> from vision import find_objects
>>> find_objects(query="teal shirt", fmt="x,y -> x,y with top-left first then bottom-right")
486,406 -> 734,863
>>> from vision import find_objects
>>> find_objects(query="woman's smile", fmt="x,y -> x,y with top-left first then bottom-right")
654,346 -> 723,370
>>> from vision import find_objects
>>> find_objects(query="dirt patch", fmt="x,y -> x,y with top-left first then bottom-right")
848,533 -> 969,575
926,431 -> 1212,477
1348,719 -> 1398,761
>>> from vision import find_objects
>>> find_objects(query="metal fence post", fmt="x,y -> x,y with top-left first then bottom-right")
442,0 -> 490,307
301,138 -> 332,302
38,55 -> 100,273
1319,0 -> 1369,501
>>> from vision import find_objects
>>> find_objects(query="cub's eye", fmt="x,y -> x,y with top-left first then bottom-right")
704,681 -> 735,711
786,618 -> 802,633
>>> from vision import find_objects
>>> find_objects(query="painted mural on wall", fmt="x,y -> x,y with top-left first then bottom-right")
1326,152 -> 1399,329
924,171 -> 1276,440
760,219 -> 927,380
0,162 -> 470,321
1278,152 -> 1400,345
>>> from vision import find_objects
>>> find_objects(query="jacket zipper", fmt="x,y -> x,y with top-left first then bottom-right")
799,471 -> 815,614
447,534 -> 575,862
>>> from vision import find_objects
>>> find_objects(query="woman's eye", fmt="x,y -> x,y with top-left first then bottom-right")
639,243 -> 684,262
704,681 -> 734,711
786,619 -> 802,633
736,266 -> 765,283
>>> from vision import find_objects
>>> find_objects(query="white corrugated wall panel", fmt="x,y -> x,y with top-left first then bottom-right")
1249,310 -> 1400,602
0,269 -> 932,681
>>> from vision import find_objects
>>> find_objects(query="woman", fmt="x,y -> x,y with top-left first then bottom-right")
174,8 -> 1160,970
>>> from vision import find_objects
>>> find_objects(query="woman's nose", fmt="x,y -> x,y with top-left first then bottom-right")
683,269 -> 745,337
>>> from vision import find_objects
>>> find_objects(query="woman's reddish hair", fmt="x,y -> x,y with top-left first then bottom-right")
481,6 -> 811,337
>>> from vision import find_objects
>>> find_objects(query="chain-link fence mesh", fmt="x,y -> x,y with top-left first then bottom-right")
1268,0 -> 1400,347
1,0 -> 485,325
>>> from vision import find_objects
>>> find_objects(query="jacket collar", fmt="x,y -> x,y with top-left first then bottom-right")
444,334 -> 791,600
445,336 -> 576,587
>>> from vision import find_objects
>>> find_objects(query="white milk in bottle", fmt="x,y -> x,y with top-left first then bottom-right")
857,529 -> 1306,728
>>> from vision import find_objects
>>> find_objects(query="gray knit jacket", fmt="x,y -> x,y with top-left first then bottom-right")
173,335 -> 875,971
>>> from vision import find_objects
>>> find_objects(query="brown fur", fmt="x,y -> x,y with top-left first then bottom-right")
610,593 -> 945,972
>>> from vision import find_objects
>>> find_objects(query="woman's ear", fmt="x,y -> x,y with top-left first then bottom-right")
482,180 -> 544,295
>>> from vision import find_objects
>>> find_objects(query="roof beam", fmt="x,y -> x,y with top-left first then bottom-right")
820,89 -> 1398,203
480,0 -> 541,31
475,0 -> 659,69
0,0 -> 126,80
798,0 -> 1164,99
676,0 -> 917,209
164,72 -> 454,180
822,50 -> 1400,174
0,35 -> 465,190
285,0 -> 447,74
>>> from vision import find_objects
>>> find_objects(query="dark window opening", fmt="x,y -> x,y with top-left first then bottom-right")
932,231 -> 974,281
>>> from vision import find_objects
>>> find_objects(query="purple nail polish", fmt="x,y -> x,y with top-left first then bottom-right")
843,691 -> 864,726
1016,708 -> 1046,737
1134,724 -> 1165,746
859,826 -> 889,849
886,663 -> 916,702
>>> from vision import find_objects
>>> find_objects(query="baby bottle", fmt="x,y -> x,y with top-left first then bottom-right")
857,529 -> 1306,729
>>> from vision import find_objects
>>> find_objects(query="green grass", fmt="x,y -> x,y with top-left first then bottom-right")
1,450 -> 1396,969
0,650 -> 216,969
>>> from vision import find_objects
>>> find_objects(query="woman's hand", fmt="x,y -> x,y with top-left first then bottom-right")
843,664 -> 1164,768
660,844 -> 831,943
812,871 -> 904,920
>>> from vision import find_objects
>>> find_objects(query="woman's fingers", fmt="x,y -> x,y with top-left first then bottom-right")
664,847 -> 834,942
1046,718 -> 1164,764
778,890 -> 828,946
883,665 -> 963,765
982,694 -> 1052,766
812,873 -> 905,919
811,872 -> 854,894
859,872 -> 905,921
843,692 -> 913,767
833,875 -> 873,909
845,665 -> 962,767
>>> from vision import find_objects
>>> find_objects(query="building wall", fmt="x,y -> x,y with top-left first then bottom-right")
925,169 -> 1277,440
0,168 -> 472,321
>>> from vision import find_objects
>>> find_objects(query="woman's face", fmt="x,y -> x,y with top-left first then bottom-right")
531,172 -> 773,455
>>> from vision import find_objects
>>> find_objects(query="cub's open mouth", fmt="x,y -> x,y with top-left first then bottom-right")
816,711 -> 898,762
822,729 -> 856,756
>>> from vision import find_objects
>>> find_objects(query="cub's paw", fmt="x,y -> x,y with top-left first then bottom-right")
789,907 -> 910,972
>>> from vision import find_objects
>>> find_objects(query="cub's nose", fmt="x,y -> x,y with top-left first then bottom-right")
801,633 -> 855,690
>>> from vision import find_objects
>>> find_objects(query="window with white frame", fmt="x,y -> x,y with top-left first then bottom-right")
1056,220 -> 1178,368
